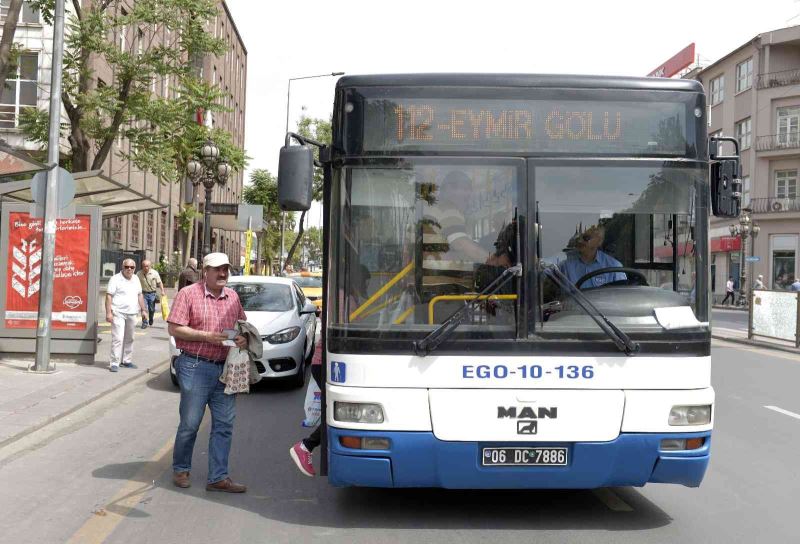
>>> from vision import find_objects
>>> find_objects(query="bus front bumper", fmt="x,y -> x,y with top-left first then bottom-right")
327,428 -> 711,489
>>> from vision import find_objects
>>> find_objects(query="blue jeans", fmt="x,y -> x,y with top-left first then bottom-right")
143,292 -> 157,324
172,354 -> 236,484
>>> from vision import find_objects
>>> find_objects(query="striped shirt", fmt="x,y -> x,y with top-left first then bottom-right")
167,282 -> 246,361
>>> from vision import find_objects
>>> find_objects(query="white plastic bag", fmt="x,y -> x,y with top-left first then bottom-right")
302,379 -> 322,427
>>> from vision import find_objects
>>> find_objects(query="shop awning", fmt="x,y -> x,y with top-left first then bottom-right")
0,169 -> 165,217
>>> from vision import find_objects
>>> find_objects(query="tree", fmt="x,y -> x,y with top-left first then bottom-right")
20,0 -> 245,183
0,0 -> 24,95
283,113 -> 331,271
242,168 -> 295,274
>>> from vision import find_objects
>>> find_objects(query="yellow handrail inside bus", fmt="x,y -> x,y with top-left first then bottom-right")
349,261 -> 414,321
428,294 -> 518,324
358,294 -> 402,320
393,306 -> 415,324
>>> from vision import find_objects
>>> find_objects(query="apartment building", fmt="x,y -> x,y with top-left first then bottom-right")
0,1 -> 247,273
694,25 -> 800,296
0,1 -> 54,151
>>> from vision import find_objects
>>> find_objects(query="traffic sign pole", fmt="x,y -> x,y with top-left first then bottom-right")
33,0 -> 65,373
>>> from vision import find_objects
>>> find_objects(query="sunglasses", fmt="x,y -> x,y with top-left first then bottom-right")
123,265 -> 135,270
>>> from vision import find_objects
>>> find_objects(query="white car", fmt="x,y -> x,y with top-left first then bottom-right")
169,276 -> 317,388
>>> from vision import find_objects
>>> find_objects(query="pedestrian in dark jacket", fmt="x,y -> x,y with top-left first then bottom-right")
178,258 -> 200,290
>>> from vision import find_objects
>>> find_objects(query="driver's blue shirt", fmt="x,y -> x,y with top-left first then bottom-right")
558,250 -> 626,288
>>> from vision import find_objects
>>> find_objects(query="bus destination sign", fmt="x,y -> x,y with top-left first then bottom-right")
362,98 -> 687,155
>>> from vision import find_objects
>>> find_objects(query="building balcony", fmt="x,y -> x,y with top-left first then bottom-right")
750,197 -> 800,214
756,132 -> 800,152
756,68 -> 800,90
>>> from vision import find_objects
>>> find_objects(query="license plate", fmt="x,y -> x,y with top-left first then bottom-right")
481,447 -> 568,466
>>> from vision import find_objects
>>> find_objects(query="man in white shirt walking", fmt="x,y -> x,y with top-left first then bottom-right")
105,259 -> 148,372
722,276 -> 736,305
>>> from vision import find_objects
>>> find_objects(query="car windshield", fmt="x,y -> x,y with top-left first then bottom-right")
229,283 -> 294,312
292,276 -> 322,288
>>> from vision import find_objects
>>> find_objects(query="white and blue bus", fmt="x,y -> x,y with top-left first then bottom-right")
278,74 -> 742,489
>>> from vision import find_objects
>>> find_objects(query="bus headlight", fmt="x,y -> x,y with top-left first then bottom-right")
334,402 -> 385,423
668,405 -> 711,426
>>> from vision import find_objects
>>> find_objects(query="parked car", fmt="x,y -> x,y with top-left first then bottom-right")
288,271 -> 323,316
169,276 -> 317,388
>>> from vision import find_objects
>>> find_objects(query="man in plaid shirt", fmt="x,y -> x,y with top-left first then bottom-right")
167,252 -> 248,493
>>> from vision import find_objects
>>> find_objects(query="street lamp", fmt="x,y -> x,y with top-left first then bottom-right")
281,71 -> 344,273
187,138 -> 230,257
729,209 -> 760,306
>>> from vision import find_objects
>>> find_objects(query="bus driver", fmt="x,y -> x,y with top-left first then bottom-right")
558,224 -> 626,288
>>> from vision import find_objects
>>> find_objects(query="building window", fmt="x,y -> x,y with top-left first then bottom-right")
771,234 -> 797,290
118,9 -> 127,51
735,58 -> 752,93
0,52 -> 38,128
777,106 -> 800,146
146,211 -> 154,248
114,217 -> 123,243
735,118 -> 751,150
160,210 -> 168,256
742,175 -> 751,208
776,170 -> 798,199
709,75 -> 724,105
0,0 -> 39,23
131,213 -> 140,246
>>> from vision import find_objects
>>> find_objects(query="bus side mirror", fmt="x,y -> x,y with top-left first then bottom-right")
710,136 -> 742,218
710,159 -> 741,218
278,144 -> 314,211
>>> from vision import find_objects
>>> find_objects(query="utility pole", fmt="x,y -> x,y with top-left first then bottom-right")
33,0 -> 65,372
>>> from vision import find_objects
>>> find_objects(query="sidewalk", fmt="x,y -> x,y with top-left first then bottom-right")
0,288 -> 177,449
711,326 -> 800,355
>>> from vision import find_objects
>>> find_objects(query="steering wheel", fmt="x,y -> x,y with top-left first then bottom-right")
574,267 -> 649,288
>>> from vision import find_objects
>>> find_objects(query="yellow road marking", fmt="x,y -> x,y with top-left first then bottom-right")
592,488 -> 634,512
66,439 -> 174,544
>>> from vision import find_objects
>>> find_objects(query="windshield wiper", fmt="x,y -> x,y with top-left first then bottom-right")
414,263 -> 522,357
539,262 -> 639,356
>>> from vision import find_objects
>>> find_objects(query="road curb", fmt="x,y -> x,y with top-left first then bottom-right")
0,359 -> 170,451
711,334 -> 800,356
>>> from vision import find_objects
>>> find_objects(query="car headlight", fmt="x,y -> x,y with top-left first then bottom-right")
334,402 -> 385,423
668,404 -> 712,426
264,326 -> 301,344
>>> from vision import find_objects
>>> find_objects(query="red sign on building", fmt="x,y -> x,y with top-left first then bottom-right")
648,43 -> 696,78
710,235 -> 741,253
5,212 -> 91,330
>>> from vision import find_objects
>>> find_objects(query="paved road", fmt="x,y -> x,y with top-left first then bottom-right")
712,308 -> 748,330
1,339 -> 798,543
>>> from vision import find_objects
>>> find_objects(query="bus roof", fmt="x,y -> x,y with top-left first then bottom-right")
336,73 -> 703,94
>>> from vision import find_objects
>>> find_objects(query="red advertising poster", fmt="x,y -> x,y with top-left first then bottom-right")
5,212 -> 91,330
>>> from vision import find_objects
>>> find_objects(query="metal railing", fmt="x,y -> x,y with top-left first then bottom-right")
750,197 -> 800,213
756,68 -> 800,89
756,132 -> 800,152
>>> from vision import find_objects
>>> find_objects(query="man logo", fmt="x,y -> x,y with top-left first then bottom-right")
517,420 -> 538,435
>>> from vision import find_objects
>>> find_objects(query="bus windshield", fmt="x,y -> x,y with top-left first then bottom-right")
536,163 -> 705,334
329,161 -> 706,340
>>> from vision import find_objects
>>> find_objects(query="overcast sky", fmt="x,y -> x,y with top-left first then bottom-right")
225,0 -> 799,225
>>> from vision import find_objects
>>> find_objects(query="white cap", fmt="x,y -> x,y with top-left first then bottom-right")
203,252 -> 231,269
758,274 -> 764,279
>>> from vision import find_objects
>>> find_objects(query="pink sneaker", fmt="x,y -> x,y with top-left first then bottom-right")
290,441 -> 315,477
